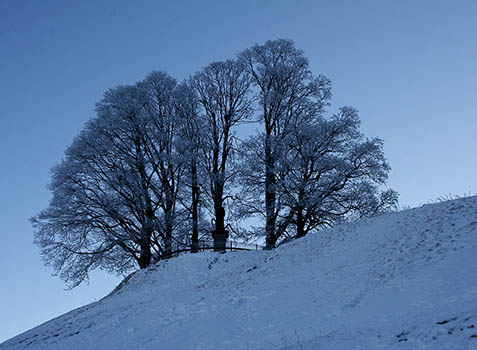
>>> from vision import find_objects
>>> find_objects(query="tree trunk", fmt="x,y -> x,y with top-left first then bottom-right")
163,180 -> 175,259
264,135 -> 277,249
138,226 -> 152,269
190,162 -> 199,253
163,206 -> 174,259
212,180 -> 228,252
214,192 -> 226,234
296,188 -> 306,238
296,207 -> 305,238
137,196 -> 155,268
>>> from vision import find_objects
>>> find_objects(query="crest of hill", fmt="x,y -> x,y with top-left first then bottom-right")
2,196 -> 477,349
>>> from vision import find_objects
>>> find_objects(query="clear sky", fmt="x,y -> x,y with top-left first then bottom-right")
1,0 -> 476,343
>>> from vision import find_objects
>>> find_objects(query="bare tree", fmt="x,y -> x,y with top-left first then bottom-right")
32,72 -> 184,287
239,39 -> 331,248
32,85 -> 154,287
139,71 -> 184,258
174,81 -> 203,252
190,59 -> 253,249
280,107 -> 398,240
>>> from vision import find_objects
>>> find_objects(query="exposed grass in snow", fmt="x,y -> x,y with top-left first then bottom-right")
2,196 -> 477,349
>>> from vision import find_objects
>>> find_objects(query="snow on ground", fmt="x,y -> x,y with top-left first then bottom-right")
2,196 -> 477,349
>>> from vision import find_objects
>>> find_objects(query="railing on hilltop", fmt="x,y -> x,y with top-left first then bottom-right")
162,239 -> 264,260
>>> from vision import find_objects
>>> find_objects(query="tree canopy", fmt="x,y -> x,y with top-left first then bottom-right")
32,39 -> 398,287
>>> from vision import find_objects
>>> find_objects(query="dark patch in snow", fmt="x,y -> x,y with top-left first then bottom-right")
207,257 -> 219,269
396,331 -> 408,342
436,317 -> 457,325
247,265 -> 257,272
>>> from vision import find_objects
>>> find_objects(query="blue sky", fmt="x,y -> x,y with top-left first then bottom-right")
1,0 -> 476,342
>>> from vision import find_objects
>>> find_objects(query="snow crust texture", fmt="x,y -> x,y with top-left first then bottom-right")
2,196 -> 477,349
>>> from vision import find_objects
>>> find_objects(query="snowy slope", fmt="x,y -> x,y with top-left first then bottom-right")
2,196 -> 477,349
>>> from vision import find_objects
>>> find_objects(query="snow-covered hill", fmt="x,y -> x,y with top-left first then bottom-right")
2,196 -> 477,349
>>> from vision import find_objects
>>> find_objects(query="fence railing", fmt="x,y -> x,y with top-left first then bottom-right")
161,240 -> 264,260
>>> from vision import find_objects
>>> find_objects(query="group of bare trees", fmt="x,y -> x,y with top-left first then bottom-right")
32,39 -> 397,287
